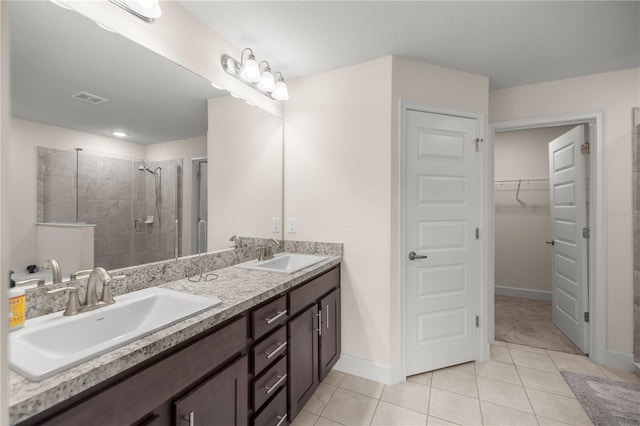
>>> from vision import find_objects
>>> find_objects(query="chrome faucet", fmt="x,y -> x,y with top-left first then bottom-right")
229,235 -> 245,249
258,239 -> 280,261
43,258 -> 62,284
47,267 -> 126,316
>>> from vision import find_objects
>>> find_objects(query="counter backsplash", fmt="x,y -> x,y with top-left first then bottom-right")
24,239 -> 343,319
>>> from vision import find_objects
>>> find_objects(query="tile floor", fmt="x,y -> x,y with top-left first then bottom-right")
291,341 -> 640,426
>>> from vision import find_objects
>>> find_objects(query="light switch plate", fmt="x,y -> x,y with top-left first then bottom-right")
288,218 -> 297,234
272,218 -> 281,233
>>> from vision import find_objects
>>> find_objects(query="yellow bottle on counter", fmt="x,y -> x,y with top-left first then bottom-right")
9,271 -> 26,331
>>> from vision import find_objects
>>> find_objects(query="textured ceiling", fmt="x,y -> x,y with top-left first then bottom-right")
178,1 -> 640,90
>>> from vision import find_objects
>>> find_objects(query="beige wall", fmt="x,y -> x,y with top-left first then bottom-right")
208,96 -> 283,251
490,67 -> 640,355
284,57 -> 394,366
146,136 -> 207,255
494,126 -> 573,293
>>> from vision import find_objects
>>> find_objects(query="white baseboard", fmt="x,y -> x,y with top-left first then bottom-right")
495,285 -> 552,301
605,350 -> 635,371
333,354 -> 403,385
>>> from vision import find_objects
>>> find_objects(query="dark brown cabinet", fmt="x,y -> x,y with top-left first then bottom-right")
174,356 -> 248,426
288,267 -> 341,421
20,264 -> 340,426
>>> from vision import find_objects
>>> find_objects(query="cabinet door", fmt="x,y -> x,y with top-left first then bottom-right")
318,289 -> 341,381
174,356 -> 248,426
288,304 -> 318,420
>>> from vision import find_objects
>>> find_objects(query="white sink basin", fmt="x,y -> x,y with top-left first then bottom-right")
235,252 -> 328,274
10,287 -> 221,381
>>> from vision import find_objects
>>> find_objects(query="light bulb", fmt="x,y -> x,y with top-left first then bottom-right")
273,81 -> 289,100
239,57 -> 261,83
257,70 -> 276,92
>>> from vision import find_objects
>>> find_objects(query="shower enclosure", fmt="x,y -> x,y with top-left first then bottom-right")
37,147 -> 182,270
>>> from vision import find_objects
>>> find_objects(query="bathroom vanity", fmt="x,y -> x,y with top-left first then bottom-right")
10,256 -> 341,426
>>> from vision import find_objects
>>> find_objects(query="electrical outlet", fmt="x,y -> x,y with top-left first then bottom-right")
288,218 -> 297,234
272,218 -> 281,233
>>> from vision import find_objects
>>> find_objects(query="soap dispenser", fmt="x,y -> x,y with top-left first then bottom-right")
9,270 -> 26,331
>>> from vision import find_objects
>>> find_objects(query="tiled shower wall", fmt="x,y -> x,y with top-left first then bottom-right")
37,147 -> 182,271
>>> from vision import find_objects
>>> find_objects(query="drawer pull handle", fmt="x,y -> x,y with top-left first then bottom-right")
325,304 -> 330,329
182,411 -> 194,426
265,309 -> 288,325
265,341 -> 288,359
275,413 -> 288,426
316,310 -> 322,336
265,373 -> 288,395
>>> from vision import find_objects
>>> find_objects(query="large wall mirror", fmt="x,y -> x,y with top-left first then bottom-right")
8,1 -> 283,282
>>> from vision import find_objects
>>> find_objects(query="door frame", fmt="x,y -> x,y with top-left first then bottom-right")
488,111 -> 606,365
399,102 -> 487,381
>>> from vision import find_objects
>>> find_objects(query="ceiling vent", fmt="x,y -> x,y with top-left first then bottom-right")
70,91 -> 109,105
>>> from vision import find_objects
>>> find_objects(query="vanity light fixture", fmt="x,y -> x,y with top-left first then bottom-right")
222,48 -> 290,101
109,0 -> 162,23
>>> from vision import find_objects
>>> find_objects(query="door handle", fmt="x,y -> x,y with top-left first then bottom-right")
408,251 -> 428,260
545,240 -> 555,246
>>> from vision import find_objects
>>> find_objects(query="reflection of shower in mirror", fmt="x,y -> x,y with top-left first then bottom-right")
138,160 -> 162,228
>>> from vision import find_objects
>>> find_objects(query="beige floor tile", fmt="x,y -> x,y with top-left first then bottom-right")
303,383 -> 338,415
292,410 -> 320,426
510,348 -> 559,373
493,340 -> 508,347
431,368 -> 479,398
321,388 -> 378,426
340,374 -> 385,399
407,371 -> 433,385
476,376 -> 533,413
429,388 -> 482,426
506,343 -> 548,354
314,417 -> 345,426
371,401 -> 427,426
427,416 -> 460,425
480,400 -> 538,426
324,369 -> 347,387
546,351 -> 606,378
516,365 -> 575,398
449,362 -> 476,375
381,380 -> 431,414
601,367 -> 640,384
475,360 -> 521,385
526,387 -> 593,425
536,416 -> 574,426
490,345 -> 513,364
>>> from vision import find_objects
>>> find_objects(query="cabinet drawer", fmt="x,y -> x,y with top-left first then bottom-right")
253,386 -> 288,426
253,326 -> 287,375
252,295 -> 288,340
289,266 -> 339,316
253,356 -> 288,411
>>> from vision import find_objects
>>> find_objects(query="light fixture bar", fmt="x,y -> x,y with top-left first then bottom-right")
109,0 -> 162,23
221,50 -> 289,101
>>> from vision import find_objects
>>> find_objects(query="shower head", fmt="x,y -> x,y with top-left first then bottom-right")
138,160 -> 157,175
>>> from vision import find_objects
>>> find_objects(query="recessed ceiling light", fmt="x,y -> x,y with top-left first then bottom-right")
113,131 -> 128,138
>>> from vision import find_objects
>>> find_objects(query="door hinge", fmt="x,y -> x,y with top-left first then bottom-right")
581,142 -> 590,155
475,316 -> 479,327
475,138 -> 484,152
584,312 -> 590,323
475,228 -> 480,240
582,228 -> 590,239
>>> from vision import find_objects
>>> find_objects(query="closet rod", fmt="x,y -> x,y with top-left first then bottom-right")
494,177 -> 549,184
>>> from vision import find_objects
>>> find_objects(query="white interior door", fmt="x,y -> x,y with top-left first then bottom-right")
548,125 -> 589,353
405,110 -> 480,375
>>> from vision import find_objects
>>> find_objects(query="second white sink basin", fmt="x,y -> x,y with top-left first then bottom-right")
235,252 -> 328,274
10,287 -> 222,381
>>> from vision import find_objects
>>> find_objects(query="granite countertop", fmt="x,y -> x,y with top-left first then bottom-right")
9,255 -> 341,425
